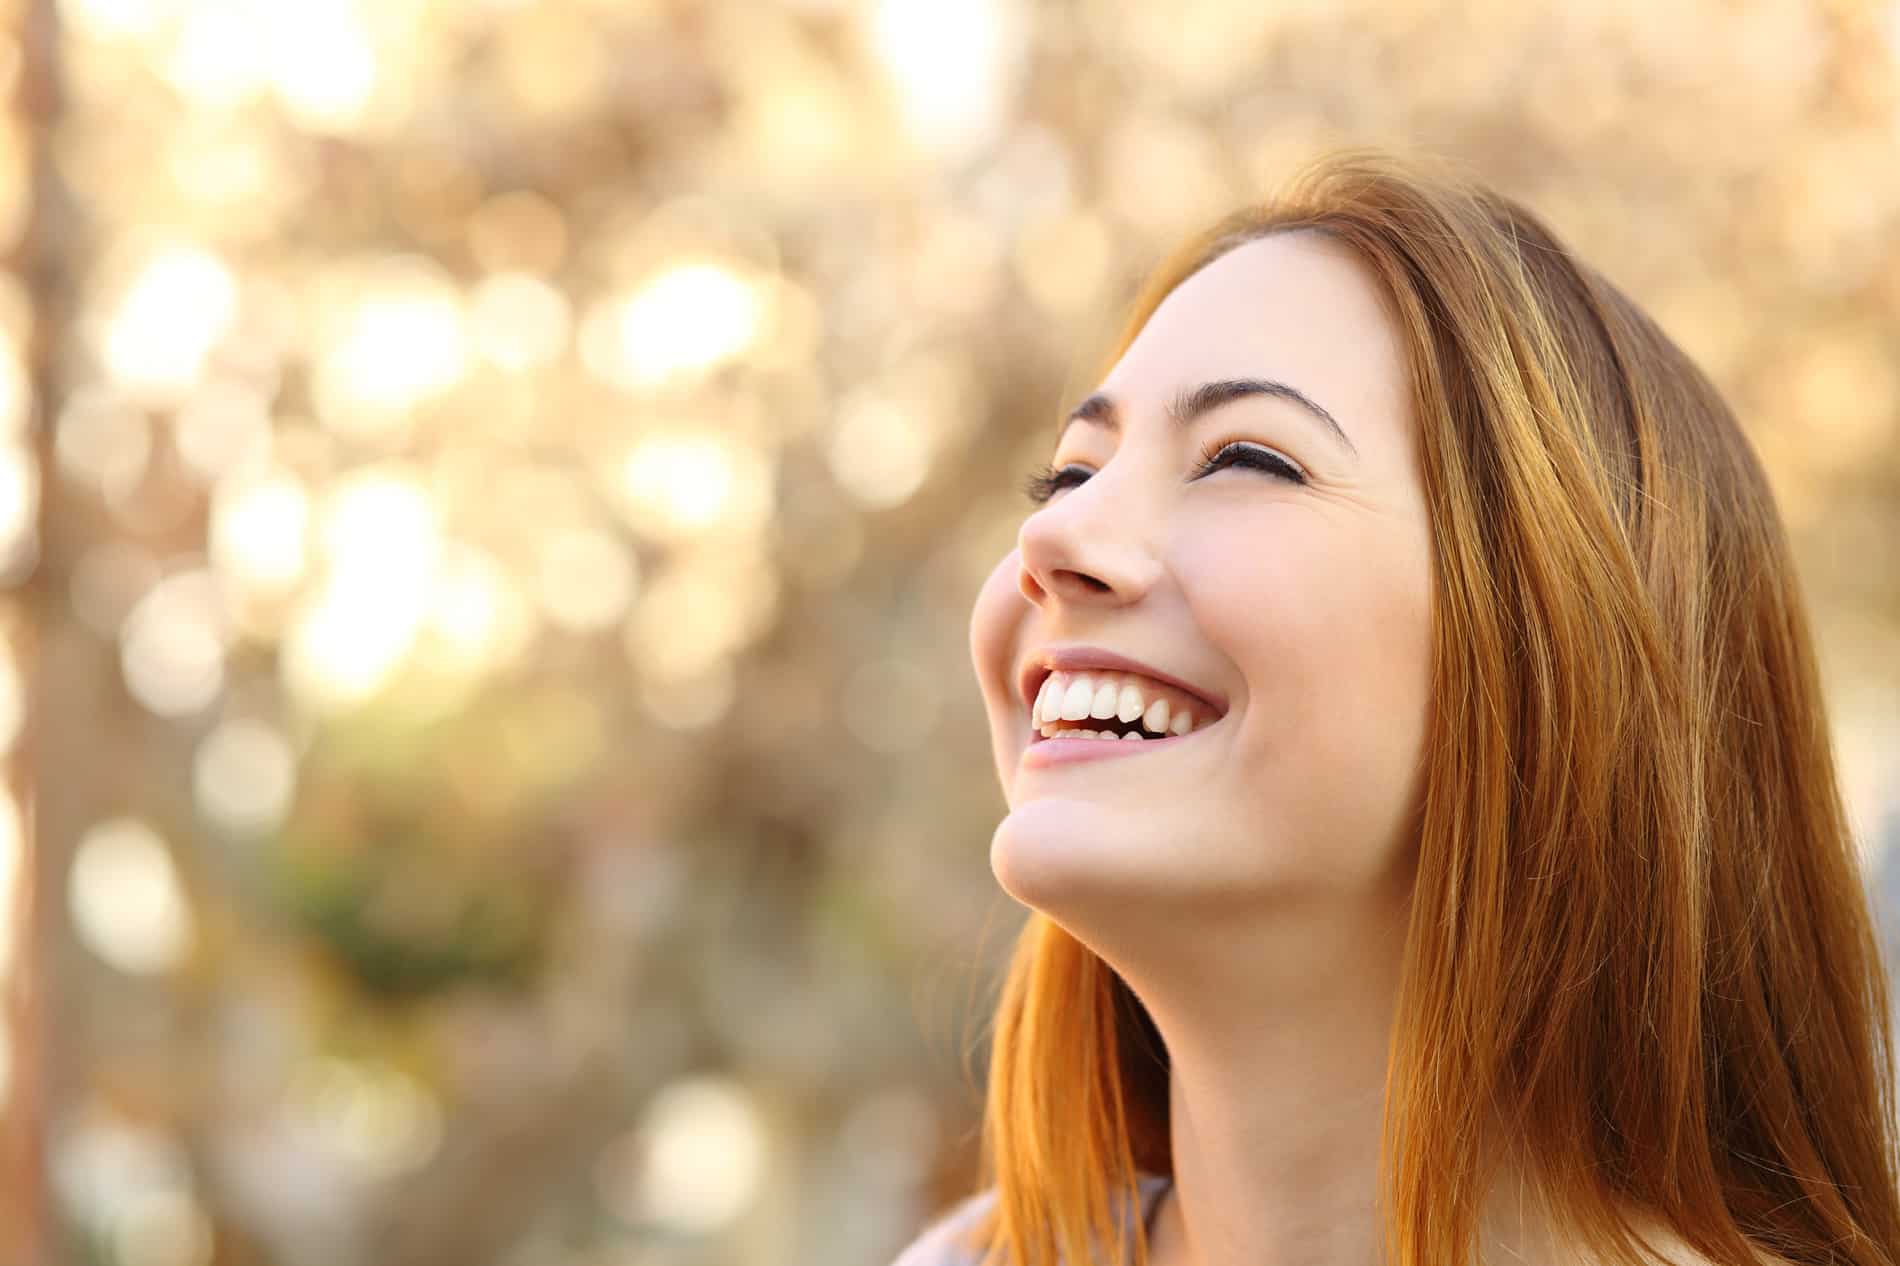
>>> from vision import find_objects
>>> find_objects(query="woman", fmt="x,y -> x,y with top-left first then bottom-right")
901,149 -> 1900,1266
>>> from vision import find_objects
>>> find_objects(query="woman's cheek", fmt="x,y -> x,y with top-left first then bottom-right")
969,549 -> 1028,717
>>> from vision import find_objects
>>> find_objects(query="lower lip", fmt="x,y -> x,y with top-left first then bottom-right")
1019,719 -> 1219,768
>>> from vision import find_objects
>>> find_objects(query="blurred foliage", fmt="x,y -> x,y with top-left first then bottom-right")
8,1 -> 1897,1265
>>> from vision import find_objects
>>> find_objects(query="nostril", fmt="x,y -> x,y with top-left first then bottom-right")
1050,570 -> 1111,599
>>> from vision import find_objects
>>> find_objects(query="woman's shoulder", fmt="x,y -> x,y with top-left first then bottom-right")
886,1174 -> 1171,1266
886,1187 -> 999,1266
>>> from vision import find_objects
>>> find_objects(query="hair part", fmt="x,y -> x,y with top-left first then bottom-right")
958,148 -> 1900,1266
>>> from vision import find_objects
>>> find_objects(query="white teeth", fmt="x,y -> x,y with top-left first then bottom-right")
1121,730 -> 1143,740
1030,669 -> 1216,738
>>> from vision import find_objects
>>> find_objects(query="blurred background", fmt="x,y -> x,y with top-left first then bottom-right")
0,0 -> 1896,1262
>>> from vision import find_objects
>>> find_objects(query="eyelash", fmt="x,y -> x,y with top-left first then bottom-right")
1020,439 -> 1307,505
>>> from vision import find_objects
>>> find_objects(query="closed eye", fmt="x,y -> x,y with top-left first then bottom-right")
1021,440 -> 1307,505
1191,438 -> 1307,485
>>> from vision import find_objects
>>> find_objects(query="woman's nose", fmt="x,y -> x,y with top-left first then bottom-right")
1016,474 -> 1163,608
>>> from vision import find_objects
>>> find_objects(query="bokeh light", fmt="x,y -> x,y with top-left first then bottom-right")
174,379 -> 273,485
55,386 -> 150,499
468,272 -> 571,373
584,260 -> 769,391
68,818 -> 192,975
52,1103 -> 211,1266
616,431 -> 775,543
283,1056 -> 443,1180
99,243 -> 239,399
0,440 -> 35,570
868,0 -> 1022,158
120,569 -> 229,718
192,717 -> 296,835
282,466 -> 438,709
0,340 -> 30,436
602,1075 -> 766,1233
311,258 -> 468,439
211,468 -> 309,598
534,527 -> 637,633
826,385 -> 935,510
423,542 -> 536,677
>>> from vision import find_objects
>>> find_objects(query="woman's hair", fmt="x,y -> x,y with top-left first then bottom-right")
958,148 -> 1900,1266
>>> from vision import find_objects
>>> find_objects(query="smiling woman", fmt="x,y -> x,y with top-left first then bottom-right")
905,148 -> 1900,1266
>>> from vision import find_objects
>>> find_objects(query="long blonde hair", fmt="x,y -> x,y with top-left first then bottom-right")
959,149 -> 1900,1266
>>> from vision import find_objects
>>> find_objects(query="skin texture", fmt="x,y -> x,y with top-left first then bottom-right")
967,233 -> 1704,1266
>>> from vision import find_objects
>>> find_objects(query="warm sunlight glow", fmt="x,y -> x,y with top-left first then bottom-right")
102,245 -> 239,397
120,569 -> 229,718
535,527 -> 637,632
174,380 -> 273,484
867,0 -> 1019,156
69,818 -> 191,975
0,340 -> 28,436
313,263 -> 468,437
193,717 -> 296,835
267,0 -> 378,133
825,386 -> 934,509
0,441 -> 37,565
617,432 -> 773,542
624,1076 -> 765,1232
469,271 -> 570,372
282,468 -> 439,709
589,262 -> 764,389
211,469 -> 309,596
423,543 -> 535,675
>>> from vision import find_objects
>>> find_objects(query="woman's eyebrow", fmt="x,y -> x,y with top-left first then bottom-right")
1057,377 -> 1358,458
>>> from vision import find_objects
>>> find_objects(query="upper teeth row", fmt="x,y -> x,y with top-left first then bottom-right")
1032,670 -> 1209,737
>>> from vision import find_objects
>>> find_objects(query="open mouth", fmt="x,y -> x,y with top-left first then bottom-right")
1024,666 -> 1224,744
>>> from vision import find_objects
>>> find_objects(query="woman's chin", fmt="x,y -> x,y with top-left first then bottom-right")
988,805 -> 1152,909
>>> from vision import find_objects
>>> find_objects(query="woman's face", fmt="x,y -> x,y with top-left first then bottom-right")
968,231 -> 1435,927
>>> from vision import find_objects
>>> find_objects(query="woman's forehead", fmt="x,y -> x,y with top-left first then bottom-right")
1099,234 -> 1414,456
1123,235 -> 1394,365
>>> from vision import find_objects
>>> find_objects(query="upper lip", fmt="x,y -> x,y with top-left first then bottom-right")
1017,645 -> 1228,723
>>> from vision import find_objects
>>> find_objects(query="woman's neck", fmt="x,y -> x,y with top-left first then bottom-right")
1125,904 -> 1408,1266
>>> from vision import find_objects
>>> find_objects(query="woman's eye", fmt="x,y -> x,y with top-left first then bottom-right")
1021,442 -> 1306,506
1192,440 -> 1307,486
1021,464 -> 1089,504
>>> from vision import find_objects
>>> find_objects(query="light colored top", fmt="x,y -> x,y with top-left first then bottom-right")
890,1174 -> 1173,1266
888,1178 -> 1768,1266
